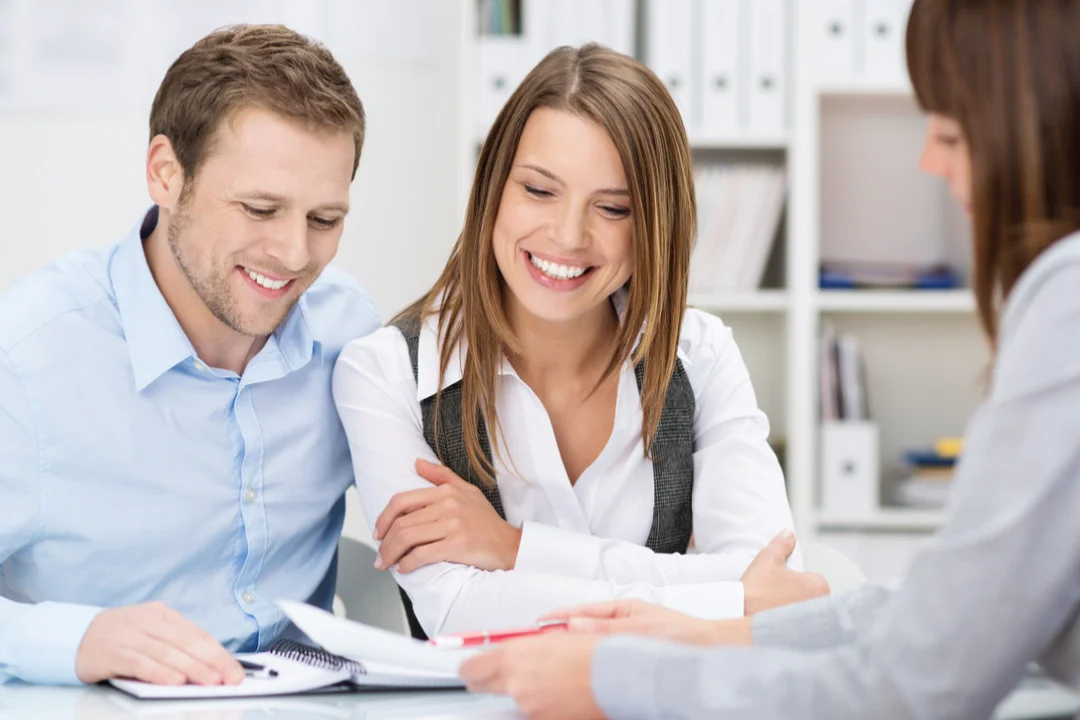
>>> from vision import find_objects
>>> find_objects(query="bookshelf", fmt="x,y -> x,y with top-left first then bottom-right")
814,508 -> 947,533
816,290 -> 975,314
458,0 -> 985,585
689,290 -> 788,314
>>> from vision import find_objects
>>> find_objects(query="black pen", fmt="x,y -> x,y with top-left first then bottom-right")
237,658 -> 279,679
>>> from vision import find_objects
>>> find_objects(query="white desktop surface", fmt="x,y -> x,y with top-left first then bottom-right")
0,675 -> 1076,720
0,683 -> 522,720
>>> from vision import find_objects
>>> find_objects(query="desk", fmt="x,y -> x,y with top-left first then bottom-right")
0,684 -> 522,720
1,677 -> 1076,720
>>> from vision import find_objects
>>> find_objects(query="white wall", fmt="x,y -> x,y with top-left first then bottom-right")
0,0 -> 465,313
0,1 -> 469,545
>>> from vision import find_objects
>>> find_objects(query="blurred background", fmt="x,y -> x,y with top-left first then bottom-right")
0,0 -> 986,587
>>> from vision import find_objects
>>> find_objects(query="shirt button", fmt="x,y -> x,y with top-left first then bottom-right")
244,488 -> 257,503
242,591 -> 256,604
194,360 -> 208,371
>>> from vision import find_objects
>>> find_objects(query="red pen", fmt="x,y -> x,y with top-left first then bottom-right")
428,619 -> 569,649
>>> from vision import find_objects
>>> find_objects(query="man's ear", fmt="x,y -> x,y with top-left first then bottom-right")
146,134 -> 186,210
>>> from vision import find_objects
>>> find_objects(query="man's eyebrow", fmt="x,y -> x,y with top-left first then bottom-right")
238,192 -> 349,214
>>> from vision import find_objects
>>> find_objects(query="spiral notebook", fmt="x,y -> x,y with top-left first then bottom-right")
109,637 -> 464,700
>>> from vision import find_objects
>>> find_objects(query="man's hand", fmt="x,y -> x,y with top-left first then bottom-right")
461,633 -> 605,720
75,602 -> 244,686
742,530 -> 830,615
541,599 -> 752,646
372,459 -> 522,573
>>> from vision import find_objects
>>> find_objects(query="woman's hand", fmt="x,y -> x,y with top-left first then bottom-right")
541,599 -> 752,646
741,530 -> 830,615
372,459 -> 522,573
461,633 -> 605,720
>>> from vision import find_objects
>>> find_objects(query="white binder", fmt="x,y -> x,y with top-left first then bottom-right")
699,0 -> 742,134
476,0 -> 546,127
645,0 -> 695,126
546,0 -> 635,56
863,0 -> 912,84
815,0 -> 860,83
746,0 -> 787,133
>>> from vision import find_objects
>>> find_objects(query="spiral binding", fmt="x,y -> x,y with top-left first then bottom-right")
268,638 -> 367,676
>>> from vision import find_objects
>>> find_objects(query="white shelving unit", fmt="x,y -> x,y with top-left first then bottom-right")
816,290 -> 975,313
689,290 -> 788,314
814,508 -> 947,533
458,0 -> 985,584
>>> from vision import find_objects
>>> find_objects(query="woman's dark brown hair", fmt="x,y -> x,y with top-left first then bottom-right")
395,44 -> 695,484
906,0 -> 1080,343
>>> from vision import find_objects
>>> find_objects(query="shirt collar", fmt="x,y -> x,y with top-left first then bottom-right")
110,207 -> 198,392
110,207 -> 318,391
414,288 -> 689,402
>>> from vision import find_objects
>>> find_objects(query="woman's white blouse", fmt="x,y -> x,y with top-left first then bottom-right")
333,306 -> 800,635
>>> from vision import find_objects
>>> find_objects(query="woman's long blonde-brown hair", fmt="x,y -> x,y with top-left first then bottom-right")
906,0 -> 1080,345
394,44 -> 696,484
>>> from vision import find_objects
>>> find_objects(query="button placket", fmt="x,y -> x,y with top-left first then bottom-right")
232,385 -> 269,627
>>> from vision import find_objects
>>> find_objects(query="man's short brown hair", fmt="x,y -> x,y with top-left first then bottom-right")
150,24 -> 365,183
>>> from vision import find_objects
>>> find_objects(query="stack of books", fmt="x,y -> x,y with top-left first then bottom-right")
893,437 -> 962,509
819,323 -> 868,422
478,0 -> 521,35
819,262 -> 962,290
689,163 -> 787,294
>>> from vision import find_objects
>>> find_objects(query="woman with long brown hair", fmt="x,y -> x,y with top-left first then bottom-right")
459,1 -> 1080,717
333,45 -> 820,639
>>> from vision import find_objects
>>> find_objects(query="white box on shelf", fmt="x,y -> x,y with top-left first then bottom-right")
746,0 -> 788,133
863,0 -> 912,85
699,0 -> 742,134
814,0 -> 860,84
820,421 -> 879,515
645,0 -> 695,126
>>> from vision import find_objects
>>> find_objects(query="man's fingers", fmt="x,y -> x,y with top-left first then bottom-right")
378,522 -> 448,570
373,487 -> 443,540
130,634 -> 224,686
115,648 -> 187,686
147,610 -> 243,684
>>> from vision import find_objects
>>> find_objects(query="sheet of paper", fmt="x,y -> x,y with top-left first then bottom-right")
278,600 -> 478,676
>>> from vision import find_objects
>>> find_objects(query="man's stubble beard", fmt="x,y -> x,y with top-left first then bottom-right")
167,200 -> 303,338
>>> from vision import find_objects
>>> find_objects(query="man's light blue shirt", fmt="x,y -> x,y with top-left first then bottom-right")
0,208 -> 381,684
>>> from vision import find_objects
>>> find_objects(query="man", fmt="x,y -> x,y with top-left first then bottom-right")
0,25 -> 379,686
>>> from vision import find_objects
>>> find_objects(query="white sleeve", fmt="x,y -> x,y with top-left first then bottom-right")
513,310 -> 801,590
332,329 -> 745,635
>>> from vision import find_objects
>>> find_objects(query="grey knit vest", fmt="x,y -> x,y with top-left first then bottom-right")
390,315 -> 695,638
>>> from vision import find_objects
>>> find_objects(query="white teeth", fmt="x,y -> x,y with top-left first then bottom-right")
528,253 -> 588,281
245,268 -> 289,290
